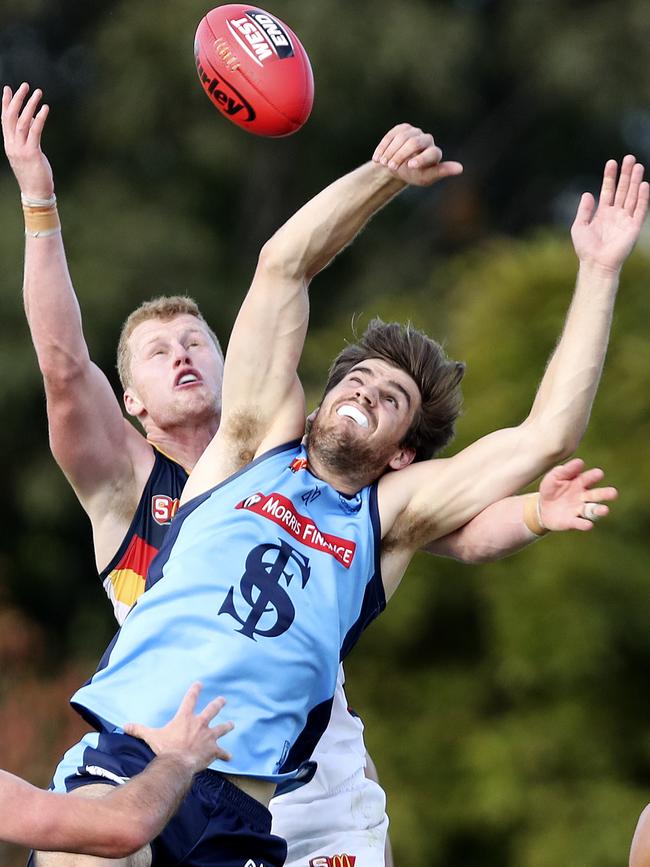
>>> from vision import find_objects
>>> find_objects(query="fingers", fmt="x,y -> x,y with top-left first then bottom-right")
582,485 -> 618,502
213,745 -> 233,762
582,502 -> 610,519
15,87 -> 43,141
199,695 -> 227,722
2,82 -> 29,134
27,103 -> 49,146
622,161 -> 644,213
374,125 -> 441,171
2,83 -> 47,151
598,159 -> 618,207
373,123 -> 442,169
1,85 -> 13,117
210,717 -> 235,762
575,466 -> 604,487
175,681 -> 203,718
373,123 -> 415,163
549,458 -> 586,481
613,154 -> 636,208
634,180 -> 650,224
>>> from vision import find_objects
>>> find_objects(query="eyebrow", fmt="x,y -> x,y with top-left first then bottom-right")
350,365 -> 413,408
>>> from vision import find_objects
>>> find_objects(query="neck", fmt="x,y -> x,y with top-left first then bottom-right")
305,446 -> 375,495
145,417 -> 220,471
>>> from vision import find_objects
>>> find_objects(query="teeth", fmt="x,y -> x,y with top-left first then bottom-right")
178,374 -> 198,385
337,405 -> 368,428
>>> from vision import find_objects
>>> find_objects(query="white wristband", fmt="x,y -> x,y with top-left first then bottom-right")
21,192 -> 57,208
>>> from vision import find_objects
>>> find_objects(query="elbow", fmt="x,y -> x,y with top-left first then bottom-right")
38,348 -> 90,390
102,828 -> 150,859
521,420 -> 579,468
257,236 -> 312,285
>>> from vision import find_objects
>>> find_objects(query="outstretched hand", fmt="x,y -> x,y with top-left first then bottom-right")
2,82 -> 54,199
124,683 -> 234,774
571,155 -> 649,273
372,123 -> 463,187
538,458 -> 618,532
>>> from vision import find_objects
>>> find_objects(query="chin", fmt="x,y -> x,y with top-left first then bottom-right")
308,418 -> 389,479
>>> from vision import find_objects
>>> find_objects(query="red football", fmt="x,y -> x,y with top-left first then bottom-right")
194,5 -> 314,137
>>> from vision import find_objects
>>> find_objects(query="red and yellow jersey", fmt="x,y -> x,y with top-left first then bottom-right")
99,446 -> 188,624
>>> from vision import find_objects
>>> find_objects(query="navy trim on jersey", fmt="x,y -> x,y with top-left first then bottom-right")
340,481 -> 385,659
145,440 -> 301,590
146,438 -> 303,591
278,694 -> 333,778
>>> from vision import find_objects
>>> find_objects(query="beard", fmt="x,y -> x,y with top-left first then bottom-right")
306,410 -> 397,483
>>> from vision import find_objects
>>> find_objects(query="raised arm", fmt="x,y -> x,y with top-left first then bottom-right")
1,84 -> 150,548
381,156 -> 648,563
630,805 -> 650,867
183,125 -> 462,501
0,684 -> 233,856
426,459 -> 617,563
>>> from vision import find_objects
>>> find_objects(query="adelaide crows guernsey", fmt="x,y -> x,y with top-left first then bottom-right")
99,446 -> 188,624
72,440 -> 385,785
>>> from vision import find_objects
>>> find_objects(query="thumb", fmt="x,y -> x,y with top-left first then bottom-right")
436,160 -> 464,178
123,722 -> 148,741
548,458 -> 585,481
572,192 -> 595,228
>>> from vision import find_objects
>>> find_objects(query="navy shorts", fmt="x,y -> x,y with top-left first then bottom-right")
30,730 -> 288,866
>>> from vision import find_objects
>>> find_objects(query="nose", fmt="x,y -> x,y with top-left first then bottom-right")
354,385 -> 376,406
172,342 -> 192,367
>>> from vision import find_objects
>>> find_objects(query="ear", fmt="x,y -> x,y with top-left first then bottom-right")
123,387 -> 145,420
388,447 -> 416,472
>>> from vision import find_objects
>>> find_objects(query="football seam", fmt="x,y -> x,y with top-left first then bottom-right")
203,16 -> 312,131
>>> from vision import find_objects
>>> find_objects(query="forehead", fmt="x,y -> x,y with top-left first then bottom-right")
348,358 -> 421,407
128,314 -> 211,351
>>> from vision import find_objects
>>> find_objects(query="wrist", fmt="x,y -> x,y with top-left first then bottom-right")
21,192 -> 57,207
369,160 -> 409,193
154,751 -> 197,777
577,260 -> 622,282
22,193 -> 61,238
523,493 -> 550,537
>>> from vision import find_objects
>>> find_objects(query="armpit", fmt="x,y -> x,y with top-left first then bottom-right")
382,506 -> 443,554
220,410 -> 264,468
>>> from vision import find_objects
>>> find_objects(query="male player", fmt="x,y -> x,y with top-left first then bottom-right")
27,114 -> 644,867
2,84 -> 619,867
0,684 -> 233,857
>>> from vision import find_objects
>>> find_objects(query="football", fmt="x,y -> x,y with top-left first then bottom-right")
194,5 -> 314,137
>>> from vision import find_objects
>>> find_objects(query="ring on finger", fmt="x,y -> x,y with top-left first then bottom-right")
582,502 -> 600,521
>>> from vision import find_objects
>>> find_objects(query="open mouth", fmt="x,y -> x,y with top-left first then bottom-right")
336,404 -> 369,428
175,371 -> 201,387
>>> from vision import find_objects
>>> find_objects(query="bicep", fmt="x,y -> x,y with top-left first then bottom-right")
219,258 -> 308,451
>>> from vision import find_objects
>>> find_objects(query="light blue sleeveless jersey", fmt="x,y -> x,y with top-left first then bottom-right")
71,441 -> 385,785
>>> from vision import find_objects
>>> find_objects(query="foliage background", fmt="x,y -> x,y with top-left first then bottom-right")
0,0 -> 649,864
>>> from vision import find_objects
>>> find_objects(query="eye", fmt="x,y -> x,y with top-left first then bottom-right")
349,375 -> 362,385
385,395 -> 398,407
